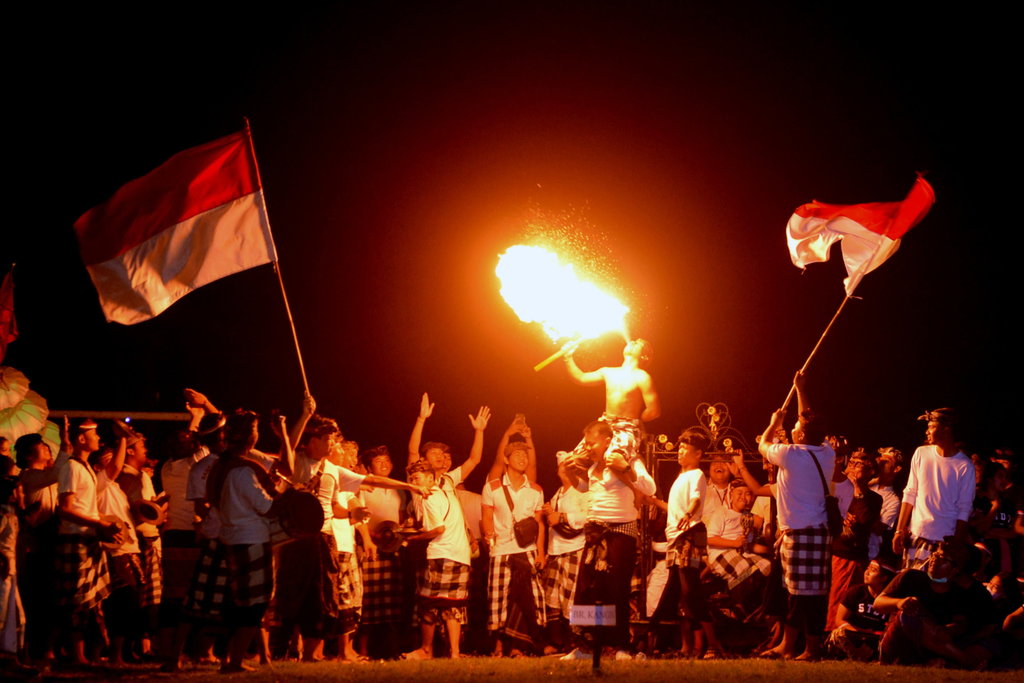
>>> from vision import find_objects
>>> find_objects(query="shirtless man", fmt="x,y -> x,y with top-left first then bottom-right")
564,338 -> 661,464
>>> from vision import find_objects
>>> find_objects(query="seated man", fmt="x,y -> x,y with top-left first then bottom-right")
826,558 -> 896,661
706,480 -> 771,606
873,541 -> 988,668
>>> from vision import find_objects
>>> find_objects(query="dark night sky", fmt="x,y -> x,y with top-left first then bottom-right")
6,3 -> 1018,491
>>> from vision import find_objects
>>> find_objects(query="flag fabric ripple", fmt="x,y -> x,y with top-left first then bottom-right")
787,176 -> 935,295
73,131 -> 277,324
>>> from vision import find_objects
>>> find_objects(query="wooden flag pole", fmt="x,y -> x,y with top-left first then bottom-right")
243,117 -> 312,397
779,294 -> 853,413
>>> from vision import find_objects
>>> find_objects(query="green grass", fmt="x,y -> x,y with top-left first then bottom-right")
35,657 -> 1021,682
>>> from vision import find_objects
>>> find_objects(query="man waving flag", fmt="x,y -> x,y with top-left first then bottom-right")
787,175 -> 935,295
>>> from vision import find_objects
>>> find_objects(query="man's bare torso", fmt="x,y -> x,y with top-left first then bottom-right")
601,366 -> 648,419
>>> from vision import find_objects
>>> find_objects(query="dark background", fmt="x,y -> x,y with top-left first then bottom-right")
6,3 -> 1017,492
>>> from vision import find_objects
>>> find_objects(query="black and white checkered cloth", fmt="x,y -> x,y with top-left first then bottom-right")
780,526 -> 832,596
542,549 -> 582,620
336,550 -> 363,611
903,535 -> 941,570
225,542 -> 273,607
419,557 -> 470,624
360,551 -> 402,624
139,535 -> 163,608
709,549 -> 772,590
182,537 -> 229,620
487,550 -> 546,635
56,533 -> 111,619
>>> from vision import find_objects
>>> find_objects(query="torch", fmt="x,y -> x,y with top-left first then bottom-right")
495,245 -> 629,371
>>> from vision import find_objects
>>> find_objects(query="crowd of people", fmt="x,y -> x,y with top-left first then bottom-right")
0,340 -> 1021,675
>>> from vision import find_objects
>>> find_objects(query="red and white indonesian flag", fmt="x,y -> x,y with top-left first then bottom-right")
74,131 -> 277,324
787,176 -> 935,295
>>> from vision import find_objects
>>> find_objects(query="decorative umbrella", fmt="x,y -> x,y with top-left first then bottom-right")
0,389 -> 49,442
0,366 -> 30,411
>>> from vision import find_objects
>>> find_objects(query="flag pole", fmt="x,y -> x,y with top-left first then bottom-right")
242,117 -> 312,397
779,293 -> 853,412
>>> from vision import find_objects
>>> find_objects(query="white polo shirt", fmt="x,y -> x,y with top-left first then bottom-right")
481,473 -> 544,557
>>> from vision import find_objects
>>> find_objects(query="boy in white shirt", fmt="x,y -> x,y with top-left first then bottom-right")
403,459 -> 471,660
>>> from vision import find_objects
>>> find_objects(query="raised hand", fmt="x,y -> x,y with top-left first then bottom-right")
469,406 -> 491,431
302,393 -> 317,416
419,393 -> 435,420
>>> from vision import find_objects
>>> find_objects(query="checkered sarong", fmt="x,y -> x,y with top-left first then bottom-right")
780,526 -> 832,596
182,537 -> 229,620
336,550 -> 363,610
226,542 -> 273,607
359,551 -> 402,624
542,549 -> 582,619
709,550 -> 772,590
139,535 -> 163,608
419,557 -> 469,624
487,550 -> 546,643
903,535 -> 941,570
56,533 -> 111,616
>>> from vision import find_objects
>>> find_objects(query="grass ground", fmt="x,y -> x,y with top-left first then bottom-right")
29,656 -> 1022,683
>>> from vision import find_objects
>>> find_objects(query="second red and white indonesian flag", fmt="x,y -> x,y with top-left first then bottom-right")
74,131 -> 277,324
787,176 -> 935,295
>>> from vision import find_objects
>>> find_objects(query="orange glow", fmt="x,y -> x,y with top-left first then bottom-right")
496,245 -> 629,342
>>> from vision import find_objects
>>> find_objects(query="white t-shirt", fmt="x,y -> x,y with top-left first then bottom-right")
547,485 -> 589,556
57,457 -> 99,535
868,484 -> 901,559
96,471 -> 140,555
702,482 -> 732,526
582,458 -> 656,524
763,443 -> 835,531
333,490 -> 359,553
218,465 -> 274,545
835,479 -> 854,517
903,445 -> 974,541
666,468 -> 706,546
706,507 -> 751,562
481,474 -> 544,557
162,450 -> 206,532
187,453 -> 220,539
363,486 -> 404,530
455,488 -> 482,542
423,485 -> 470,566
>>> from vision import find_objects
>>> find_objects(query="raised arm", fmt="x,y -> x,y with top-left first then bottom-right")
758,409 -> 787,460
732,452 -> 774,498
407,393 -> 434,464
793,370 -> 811,418
563,344 -> 605,386
458,406 -> 491,479
639,371 -> 661,422
288,394 -> 316,451
277,414 -> 295,479
105,436 -> 128,481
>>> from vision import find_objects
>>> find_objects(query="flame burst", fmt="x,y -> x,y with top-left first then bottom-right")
496,245 -> 629,342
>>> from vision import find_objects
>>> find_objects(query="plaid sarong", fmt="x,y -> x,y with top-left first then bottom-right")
488,551 -> 545,647
226,542 -> 273,607
182,537 -> 229,620
139,535 -> 163,608
542,549 -> 582,619
161,532 -> 200,602
780,526 -> 832,596
903,535 -> 941,570
419,557 -> 470,624
709,550 -> 772,590
572,413 -> 642,463
336,550 -> 363,610
56,533 -> 111,618
359,550 -> 402,624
